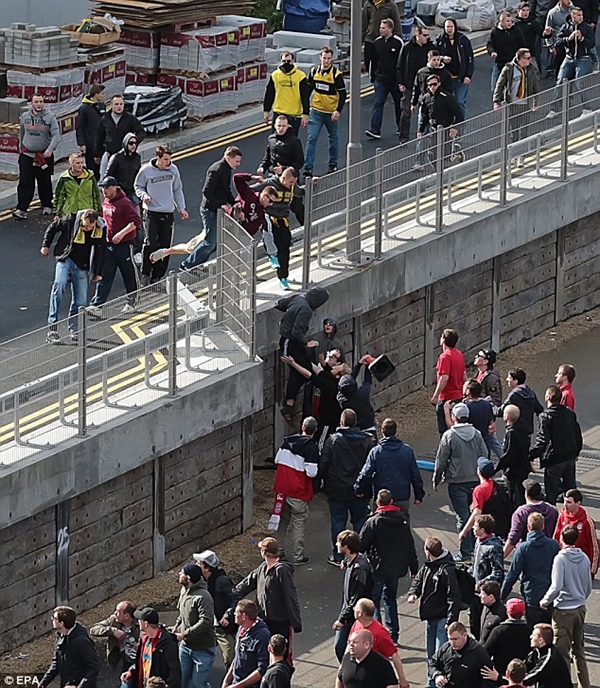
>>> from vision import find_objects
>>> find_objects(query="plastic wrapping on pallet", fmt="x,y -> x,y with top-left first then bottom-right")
236,62 -> 268,106
54,112 -> 78,161
123,85 -> 187,133
126,70 -> 158,85
7,67 -> 85,118
160,26 -> 240,73
215,16 -> 268,64
118,27 -> 160,69
85,56 -> 127,99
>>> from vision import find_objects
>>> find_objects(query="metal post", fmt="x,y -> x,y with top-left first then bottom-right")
374,147 -> 383,258
302,180 -> 313,288
167,272 -> 177,397
499,103 -> 508,206
215,209 -> 225,323
560,79 -> 569,181
434,126 -> 444,232
77,307 -> 87,437
345,0 -> 363,262
249,241 -> 257,359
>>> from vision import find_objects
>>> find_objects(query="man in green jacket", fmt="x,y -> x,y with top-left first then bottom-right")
53,152 -> 102,217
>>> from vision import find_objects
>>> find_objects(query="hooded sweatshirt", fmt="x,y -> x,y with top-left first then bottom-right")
554,505 -> 599,576
134,158 -> 186,213
40,622 -> 100,688
409,548 -> 462,623
274,433 -> 320,501
233,173 -> 269,236
276,287 -> 329,343
337,364 -> 375,432
20,105 -> 60,155
106,133 -> 141,197
434,423 -> 488,487
76,95 -> 107,149
314,318 -> 345,358
41,210 -> 106,274
53,167 -> 102,216
260,128 -> 305,174
319,426 -> 376,500
540,546 -> 592,608
174,578 -> 216,651
496,418 -> 531,481
499,385 -> 543,436
102,188 -> 141,243
231,618 -> 270,687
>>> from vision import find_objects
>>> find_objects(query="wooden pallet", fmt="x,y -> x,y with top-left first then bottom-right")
167,17 -> 216,32
0,123 -> 19,135
0,172 -> 19,180
0,61 -> 87,74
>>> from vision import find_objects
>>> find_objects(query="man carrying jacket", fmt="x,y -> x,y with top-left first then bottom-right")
319,409 -> 376,566
435,18 -> 475,118
263,52 -> 310,135
41,209 -> 106,344
173,564 -> 216,688
354,417 -> 424,518
53,152 -> 102,217
408,537 -> 462,686
77,83 -> 106,177
94,94 -> 145,178
529,385 -> 582,505
360,489 -> 418,645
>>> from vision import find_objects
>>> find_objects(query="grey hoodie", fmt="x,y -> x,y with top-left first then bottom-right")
19,105 -> 60,155
134,158 -> 186,213
434,423 -> 488,487
540,546 -> 592,609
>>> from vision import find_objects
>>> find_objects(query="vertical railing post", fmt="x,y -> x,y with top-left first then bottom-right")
560,78 -> 569,181
77,307 -> 87,437
216,209 -> 225,323
302,180 -> 313,289
374,147 -> 383,258
500,103 -> 508,206
249,241 -> 257,359
167,272 -> 177,397
434,125 -> 444,232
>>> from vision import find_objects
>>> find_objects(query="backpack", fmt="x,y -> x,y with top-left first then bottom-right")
482,480 -> 513,539
440,564 -> 476,610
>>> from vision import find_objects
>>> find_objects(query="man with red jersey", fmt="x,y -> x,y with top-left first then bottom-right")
430,329 -> 466,436
554,489 -> 599,578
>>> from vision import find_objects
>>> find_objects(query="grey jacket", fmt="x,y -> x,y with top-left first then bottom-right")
540,546 -> 592,609
174,579 -> 216,651
545,3 -> 574,46
434,423 -> 488,487
19,106 -> 60,155
134,159 -> 186,213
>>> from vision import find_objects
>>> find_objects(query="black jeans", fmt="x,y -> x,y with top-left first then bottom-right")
399,87 -> 413,140
142,210 -> 174,282
280,336 -> 312,402
272,217 -> 292,280
17,153 -> 54,210
90,242 -> 139,306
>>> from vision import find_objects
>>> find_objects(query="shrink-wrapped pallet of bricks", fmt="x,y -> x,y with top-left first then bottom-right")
0,23 -> 79,69
236,62 -> 268,106
215,16 -> 267,64
160,26 -> 239,74
118,27 -> 160,69
85,54 -> 127,99
0,125 -> 20,179
158,72 -> 219,120
7,67 -> 85,118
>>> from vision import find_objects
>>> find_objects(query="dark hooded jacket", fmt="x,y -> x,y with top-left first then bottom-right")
41,211 -> 106,274
106,133 -> 141,197
94,108 -> 145,158
496,418 -> 531,481
174,578 -> 215,651
314,318 -> 345,358
206,567 -> 237,636
435,29 -> 475,81
499,385 -> 543,436
409,549 -> 462,623
529,404 -> 583,467
76,95 -> 106,150
260,128 -> 304,175
360,505 -> 419,578
127,626 -> 181,688
276,287 -> 329,344
484,617 -> 530,676
40,622 -> 101,688
429,635 -> 495,688
337,363 -> 375,431
319,426 -> 376,500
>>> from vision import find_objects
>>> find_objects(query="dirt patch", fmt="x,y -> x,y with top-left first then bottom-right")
3,309 -> 599,674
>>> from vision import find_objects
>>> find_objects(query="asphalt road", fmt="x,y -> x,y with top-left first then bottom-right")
0,52 -> 550,345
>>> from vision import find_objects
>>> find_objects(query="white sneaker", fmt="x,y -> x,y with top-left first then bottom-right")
581,107 -> 592,116
133,252 -> 143,266
516,156 -> 525,168
546,109 -> 558,119
121,304 -> 136,314
150,248 -> 168,263
42,207 -> 54,215
86,305 -> 102,317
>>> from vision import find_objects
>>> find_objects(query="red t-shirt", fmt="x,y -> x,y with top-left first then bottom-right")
437,347 -> 466,401
560,384 -> 576,410
471,480 -> 495,511
349,619 -> 396,659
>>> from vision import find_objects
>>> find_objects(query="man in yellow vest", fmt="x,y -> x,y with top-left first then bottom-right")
263,51 -> 311,136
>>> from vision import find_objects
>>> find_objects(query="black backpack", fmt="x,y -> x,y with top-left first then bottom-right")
440,564 -> 476,611
482,480 -> 513,539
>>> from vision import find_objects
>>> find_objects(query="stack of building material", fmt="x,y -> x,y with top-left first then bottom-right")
160,26 -> 240,75
270,30 -> 337,73
119,27 -> 161,84
0,23 -> 79,69
83,48 -> 127,99
236,62 -> 268,106
215,16 -> 268,64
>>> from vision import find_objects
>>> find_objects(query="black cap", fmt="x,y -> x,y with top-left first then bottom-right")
481,348 -> 497,366
99,176 -> 118,188
134,607 -> 159,624
182,563 -> 204,583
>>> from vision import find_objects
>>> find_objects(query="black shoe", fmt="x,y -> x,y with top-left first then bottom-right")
327,555 -> 342,568
303,167 -> 313,178
294,556 -> 310,566
327,165 -> 338,174
365,129 -> 381,140
398,137 -> 409,145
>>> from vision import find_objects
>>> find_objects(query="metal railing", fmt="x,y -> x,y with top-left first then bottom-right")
0,213 -> 256,461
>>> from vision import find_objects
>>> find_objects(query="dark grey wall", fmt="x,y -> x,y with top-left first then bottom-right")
2,2 -> 90,28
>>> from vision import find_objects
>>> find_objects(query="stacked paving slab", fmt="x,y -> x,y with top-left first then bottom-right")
0,24 -> 79,69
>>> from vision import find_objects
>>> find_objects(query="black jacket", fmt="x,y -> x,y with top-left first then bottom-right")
260,660 -> 294,688
337,363 -> 375,431
339,553 -> 374,624
41,211 -> 106,274
207,568 -> 237,635
577,0 -> 599,25
487,24 -> 527,66
201,157 -> 236,211
499,385 -> 543,436
372,34 -> 403,83
41,623 -> 101,688
419,89 -> 463,132
260,129 -> 304,175
412,65 -> 453,107
496,419 -> 531,481
76,96 -> 106,149
106,133 -> 141,197
360,506 -> 419,578
310,367 -> 343,428
319,426 -> 376,500
128,626 -> 181,688
484,618 -> 530,676
556,18 -> 596,59
276,287 -> 329,344
397,37 -> 434,88
515,16 -> 545,54
94,110 -> 145,158
529,404 -> 583,467
523,644 -> 573,687
429,636 -> 495,688
409,550 -> 462,623
480,599 -> 507,644
435,31 -> 475,81
478,369 -> 503,406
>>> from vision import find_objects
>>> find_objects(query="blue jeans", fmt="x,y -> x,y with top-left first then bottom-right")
328,497 -> 370,561
426,618 -> 447,686
555,57 -> 591,107
179,644 -> 215,688
304,109 -> 339,170
370,79 -> 402,135
447,481 -> 477,560
485,432 -> 504,461
491,64 -> 503,93
48,258 -> 90,332
372,576 -> 400,642
451,79 -> 469,119
183,207 -> 217,268
334,620 -> 353,662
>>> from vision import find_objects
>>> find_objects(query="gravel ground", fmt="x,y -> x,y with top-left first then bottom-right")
3,308 -> 598,675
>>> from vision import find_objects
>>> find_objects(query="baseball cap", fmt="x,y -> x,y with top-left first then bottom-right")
523,479 -> 542,498
477,457 -> 495,479
427,75 -> 440,83
99,176 -> 118,187
182,563 -> 204,583
451,402 -> 470,419
134,607 -> 159,624
258,537 -> 279,555
193,550 -> 220,569
506,598 -> 526,617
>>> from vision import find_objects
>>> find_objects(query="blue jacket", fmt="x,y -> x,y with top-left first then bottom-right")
500,530 -> 560,606
354,436 -> 425,503
231,618 -> 270,687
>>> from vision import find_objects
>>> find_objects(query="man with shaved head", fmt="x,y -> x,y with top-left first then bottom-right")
337,629 -> 399,688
